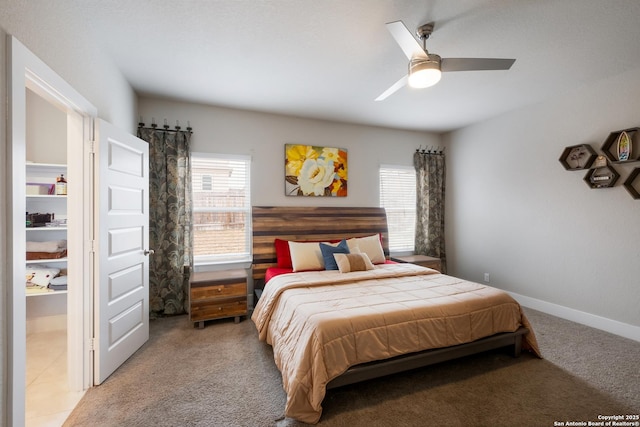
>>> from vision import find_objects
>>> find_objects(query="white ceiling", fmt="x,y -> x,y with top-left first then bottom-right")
54,1 -> 640,132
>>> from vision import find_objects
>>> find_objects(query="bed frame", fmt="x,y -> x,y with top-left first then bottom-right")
252,206 -> 528,388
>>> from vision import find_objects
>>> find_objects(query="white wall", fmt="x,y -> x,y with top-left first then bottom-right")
445,66 -> 640,335
138,97 -> 439,207
26,88 -> 67,164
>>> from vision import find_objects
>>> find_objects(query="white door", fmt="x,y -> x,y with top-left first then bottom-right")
94,119 -> 150,384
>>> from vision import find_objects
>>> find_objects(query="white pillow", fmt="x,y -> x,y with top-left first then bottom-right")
334,253 -> 375,273
347,234 -> 385,264
288,241 -> 325,271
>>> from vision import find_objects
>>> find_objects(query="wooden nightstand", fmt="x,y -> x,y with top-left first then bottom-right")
390,255 -> 442,272
189,269 -> 248,328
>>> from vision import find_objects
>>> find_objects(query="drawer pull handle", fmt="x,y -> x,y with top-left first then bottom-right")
218,307 -> 223,311
217,288 -> 222,292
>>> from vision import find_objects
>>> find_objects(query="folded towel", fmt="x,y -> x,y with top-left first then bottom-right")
26,240 -> 67,252
26,249 -> 67,260
26,283 -> 50,294
49,275 -> 67,286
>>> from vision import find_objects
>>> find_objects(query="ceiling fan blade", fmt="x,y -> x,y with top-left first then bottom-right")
441,58 -> 516,72
386,21 -> 428,60
375,75 -> 408,101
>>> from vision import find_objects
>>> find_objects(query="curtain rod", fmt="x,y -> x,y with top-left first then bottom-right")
416,145 -> 445,155
138,117 -> 193,133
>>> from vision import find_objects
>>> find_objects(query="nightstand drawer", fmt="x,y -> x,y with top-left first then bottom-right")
191,282 -> 246,301
190,297 -> 247,322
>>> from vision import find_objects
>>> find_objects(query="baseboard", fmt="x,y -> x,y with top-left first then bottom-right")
507,291 -> 640,343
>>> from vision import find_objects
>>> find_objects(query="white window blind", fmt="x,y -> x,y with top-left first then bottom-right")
379,165 -> 416,253
191,153 -> 251,264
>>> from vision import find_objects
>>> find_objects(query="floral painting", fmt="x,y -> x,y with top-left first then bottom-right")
285,144 -> 348,197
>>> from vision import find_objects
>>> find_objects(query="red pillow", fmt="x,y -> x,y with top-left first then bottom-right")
274,239 -> 294,268
274,238 -> 341,268
265,267 -> 294,283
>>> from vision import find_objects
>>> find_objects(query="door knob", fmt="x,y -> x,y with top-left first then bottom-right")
144,249 -> 155,256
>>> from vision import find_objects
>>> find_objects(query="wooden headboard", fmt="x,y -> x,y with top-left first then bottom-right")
252,206 -> 389,284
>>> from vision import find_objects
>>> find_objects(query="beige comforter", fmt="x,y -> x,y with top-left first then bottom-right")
252,263 -> 541,424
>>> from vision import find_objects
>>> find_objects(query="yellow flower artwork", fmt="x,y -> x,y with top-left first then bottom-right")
285,144 -> 348,197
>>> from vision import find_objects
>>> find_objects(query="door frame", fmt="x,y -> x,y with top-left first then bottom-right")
7,36 -> 96,426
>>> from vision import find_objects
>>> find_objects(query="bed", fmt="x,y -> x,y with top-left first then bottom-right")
251,206 -> 541,424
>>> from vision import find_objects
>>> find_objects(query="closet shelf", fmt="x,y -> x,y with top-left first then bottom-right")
26,194 -> 67,199
26,258 -> 67,264
26,226 -> 67,231
26,162 -> 67,169
26,289 -> 67,297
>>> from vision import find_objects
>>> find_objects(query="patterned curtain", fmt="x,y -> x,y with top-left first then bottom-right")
413,150 -> 447,273
137,127 -> 193,316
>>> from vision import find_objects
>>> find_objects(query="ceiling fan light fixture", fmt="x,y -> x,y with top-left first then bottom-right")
408,54 -> 441,88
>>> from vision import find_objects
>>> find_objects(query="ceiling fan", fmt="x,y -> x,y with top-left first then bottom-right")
376,21 -> 516,101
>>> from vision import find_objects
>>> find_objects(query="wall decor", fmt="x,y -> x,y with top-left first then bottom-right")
583,156 -> 620,189
560,129 -> 640,196
601,127 -> 639,163
616,131 -> 631,161
592,155 -> 607,168
285,144 -> 348,197
559,144 -> 597,170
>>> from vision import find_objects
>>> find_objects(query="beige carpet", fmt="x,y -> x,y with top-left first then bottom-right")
63,308 -> 639,427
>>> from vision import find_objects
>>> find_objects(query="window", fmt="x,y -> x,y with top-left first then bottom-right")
379,165 -> 416,253
191,153 -> 251,264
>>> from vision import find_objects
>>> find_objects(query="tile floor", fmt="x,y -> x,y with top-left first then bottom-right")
26,330 -> 84,427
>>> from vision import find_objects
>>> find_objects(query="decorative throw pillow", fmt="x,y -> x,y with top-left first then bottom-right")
289,241 -> 326,271
334,253 -> 375,273
320,240 -> 350,270
346,234 -> 385,264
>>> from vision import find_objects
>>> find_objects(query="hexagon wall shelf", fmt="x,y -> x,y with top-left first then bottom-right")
584,165 -> 620,189
559,144 -> 597,170
623,167 -> 640,199
601,127 -> 639,164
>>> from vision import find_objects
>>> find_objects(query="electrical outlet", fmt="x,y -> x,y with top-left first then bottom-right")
483,273 -> 490,283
